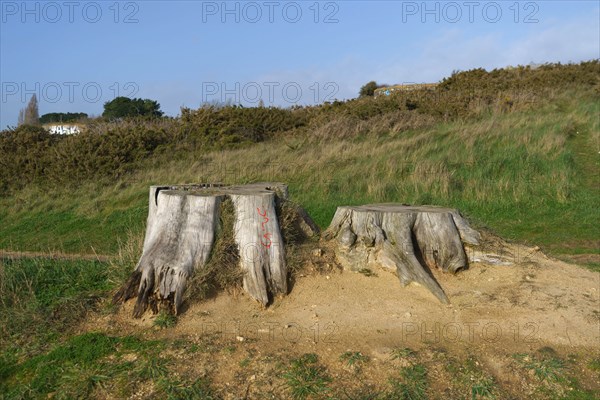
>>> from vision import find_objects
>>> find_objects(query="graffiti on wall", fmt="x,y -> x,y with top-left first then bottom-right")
45,125 -> 81,135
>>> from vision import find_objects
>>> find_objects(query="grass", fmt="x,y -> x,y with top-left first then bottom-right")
185,198 -> 244,302
588,358 -> 600,372
513,352 -> 565,383
387,364 -> 428,400
153,311 -> 178,329
0,90 -> 598,265
444,354 -> 497,399
390,347 -> 417,361
0,256 -> 112,349
0,255 -> 597,399
511,349 -> 600,399
0,331 -> 220,399
158,377 -> 220,400
281,353 -> 332,399
340,351 -> 370,372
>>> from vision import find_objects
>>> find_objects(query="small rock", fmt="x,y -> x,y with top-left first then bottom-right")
236,336 -> 245,342
326,275 -> 330,280
404,312 -> 412,318
312,248 -> 323,257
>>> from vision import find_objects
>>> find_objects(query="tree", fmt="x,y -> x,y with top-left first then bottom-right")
103,97 -> 164,119
39,112 -> 88,124
359,81 -> 379,97
18,94 -> 40,126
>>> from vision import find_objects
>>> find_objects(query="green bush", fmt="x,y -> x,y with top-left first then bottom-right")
0,61 -> 598,194
39,112 -> 88,124
103,96 -> 164,119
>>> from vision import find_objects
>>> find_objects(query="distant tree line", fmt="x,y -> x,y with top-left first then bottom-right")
16,95 -> 163,127
39,112 -> 88,124
102,97 -> 164,119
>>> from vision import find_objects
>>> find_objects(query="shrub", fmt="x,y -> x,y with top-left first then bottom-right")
0,61 -> 597,194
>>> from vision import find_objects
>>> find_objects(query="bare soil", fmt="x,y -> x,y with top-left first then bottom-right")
85,238 -> 600,399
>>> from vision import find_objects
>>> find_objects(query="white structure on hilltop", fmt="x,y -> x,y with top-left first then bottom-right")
46,125 -> 81,135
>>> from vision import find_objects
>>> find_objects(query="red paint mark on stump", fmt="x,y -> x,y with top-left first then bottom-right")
257,207 -> 272,248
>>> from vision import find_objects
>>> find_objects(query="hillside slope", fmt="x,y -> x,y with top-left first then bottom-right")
0,86 -> 598,263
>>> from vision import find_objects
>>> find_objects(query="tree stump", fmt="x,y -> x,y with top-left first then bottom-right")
324,204 -> 481,304
113,182 -> 310,317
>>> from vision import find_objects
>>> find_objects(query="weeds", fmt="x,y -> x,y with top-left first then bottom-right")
137,356 -> 170,380
158,377 -> 221,400
340,351 -> 369,372
390,347 -> 417,361
513,353 -> 565,383
444,355 -> 497,399
588,358 -> 600,372
387,364 -> 428,400
282,353 -> 332,399
153,311 -> 178,329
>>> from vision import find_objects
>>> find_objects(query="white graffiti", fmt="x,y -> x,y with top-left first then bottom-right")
47,125 -> 81,135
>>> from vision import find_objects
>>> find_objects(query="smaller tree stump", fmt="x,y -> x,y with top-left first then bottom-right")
324,204 -> 481,303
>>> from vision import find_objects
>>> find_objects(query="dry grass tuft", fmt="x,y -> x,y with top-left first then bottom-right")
186,198 -> 244,302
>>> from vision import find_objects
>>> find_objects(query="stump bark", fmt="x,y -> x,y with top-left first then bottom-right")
324,204 -> 480,304
113,182 -> 299,317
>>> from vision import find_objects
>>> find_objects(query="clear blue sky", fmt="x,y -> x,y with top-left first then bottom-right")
1,1 -> 598,127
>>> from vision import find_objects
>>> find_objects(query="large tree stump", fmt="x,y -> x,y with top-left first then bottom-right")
324,204 -> 481,304
113,182 -> 302,317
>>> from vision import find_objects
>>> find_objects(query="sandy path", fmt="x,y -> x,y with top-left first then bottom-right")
102,241 -> 599,355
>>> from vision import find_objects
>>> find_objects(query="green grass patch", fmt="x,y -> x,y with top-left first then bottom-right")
511,350 -> 600,399
513,352 -> 565,383
386,364 -> 428,400
153,310 -> 178,329
282,353 -> 332,399
340,351 -> 369,372
0,257 -> 112,348
444,355 -> 497,399
0,332 -> 218,399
